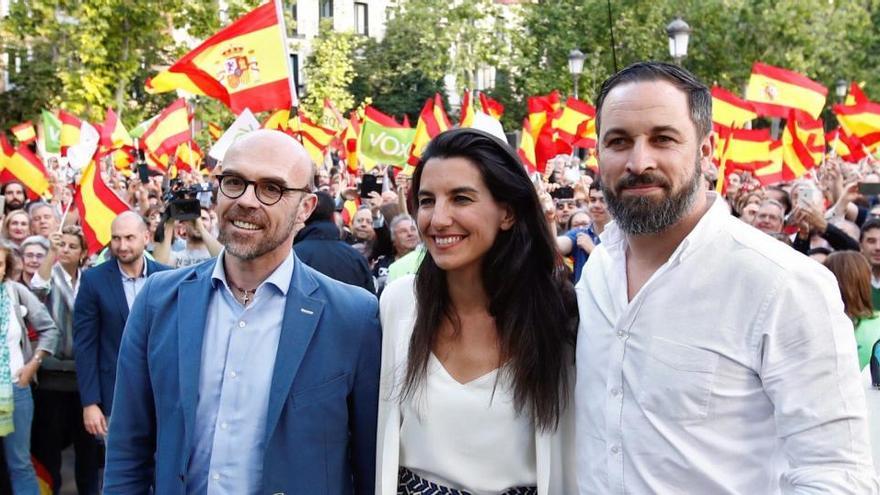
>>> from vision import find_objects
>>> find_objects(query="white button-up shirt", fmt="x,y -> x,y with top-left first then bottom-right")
576,193 -> 878,494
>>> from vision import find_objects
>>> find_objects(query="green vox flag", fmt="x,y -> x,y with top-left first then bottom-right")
41,110 -> 62,153
359,119 -> 416,167
129,115 -> 158,139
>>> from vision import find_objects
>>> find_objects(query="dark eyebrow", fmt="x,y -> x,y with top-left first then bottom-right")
221,169 -> 289,185
650,125 -> 684,137
450,187 -> 480,195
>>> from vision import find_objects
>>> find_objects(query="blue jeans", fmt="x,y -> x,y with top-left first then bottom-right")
3,384 -> 38,495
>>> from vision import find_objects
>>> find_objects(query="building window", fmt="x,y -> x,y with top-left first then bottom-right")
289,1 -> 297,36
289,53 -> 300,92
319,0 -> 333,19
354,2 -> 368,36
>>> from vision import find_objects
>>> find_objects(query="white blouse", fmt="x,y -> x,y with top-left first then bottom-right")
377,275 -> 576,495
5,285 -> 24,378
399,353 -> 537,494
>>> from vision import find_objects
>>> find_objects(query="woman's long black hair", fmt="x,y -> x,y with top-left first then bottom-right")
402,128 -> 578,431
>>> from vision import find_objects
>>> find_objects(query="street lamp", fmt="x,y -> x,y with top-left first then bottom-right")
666,17 -> 691,66
568,49 -> 585,100
835,79 -> 848,102
475,64 -> 496,92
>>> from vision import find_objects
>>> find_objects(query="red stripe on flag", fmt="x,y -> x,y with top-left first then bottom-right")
751,62 -> 828,95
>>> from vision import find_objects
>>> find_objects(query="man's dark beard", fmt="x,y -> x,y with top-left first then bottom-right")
602,160 -> 702,235
5,201 -> 23,212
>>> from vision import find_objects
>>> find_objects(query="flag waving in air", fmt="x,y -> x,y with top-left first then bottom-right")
146,1 -> 296,114
74,158 -> 131,254
745,62 -> 827,119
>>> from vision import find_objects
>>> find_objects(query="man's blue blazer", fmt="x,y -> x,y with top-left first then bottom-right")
73,257 -> 170,415
103,255 -> 381,494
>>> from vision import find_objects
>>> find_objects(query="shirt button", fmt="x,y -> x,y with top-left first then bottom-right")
610,388 -> 620,397
212,472 -> 220,480
220,422 -> 228,430
238,321 -> 246,328
616,330 -> 626,338
229,371 -> 237,378
610,445 -> 620,455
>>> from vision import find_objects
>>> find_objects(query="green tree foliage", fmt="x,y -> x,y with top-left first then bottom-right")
302,19 -> 356,117
510,0 -> 880,112
350,0 -> 506,122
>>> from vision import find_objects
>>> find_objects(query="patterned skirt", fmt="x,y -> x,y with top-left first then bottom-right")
397,467 -> 538,495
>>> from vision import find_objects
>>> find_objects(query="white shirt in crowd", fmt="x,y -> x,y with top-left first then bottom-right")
575,192 -> 878,494
5,285 -> 24,378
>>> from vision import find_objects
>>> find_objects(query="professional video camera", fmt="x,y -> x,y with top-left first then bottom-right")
162,179 -> 213,221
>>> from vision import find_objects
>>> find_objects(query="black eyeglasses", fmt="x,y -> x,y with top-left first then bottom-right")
216,174 -> 311,206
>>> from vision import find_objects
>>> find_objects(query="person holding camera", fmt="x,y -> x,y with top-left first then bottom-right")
153,206 -> 222,268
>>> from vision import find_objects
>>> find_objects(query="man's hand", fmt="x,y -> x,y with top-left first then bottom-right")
83,404 -> 108,437
16,360 -> 39,387
576,232 -> 596,253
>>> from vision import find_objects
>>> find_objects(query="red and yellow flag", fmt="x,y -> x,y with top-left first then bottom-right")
74,158 -> 131,254
59,110 -> 83,154
340,113 -> 361,173
745,62 -> 827,119
145,2 -> 295,114
208,122 -> 223,141
100,108 -> 133,151
517,119 -> 538,174
845,82 -> 869,106
291,112 -> 336,165
753,141 -> 785,186
11,121 -> 36,145
408,93 -> 452,166
833,102 -> 880,152
553,97 -> 595,144
826,127 -> 867,163
782,112 -> 823,181
711,86 -> 757,128
720,128 -> 774,170
479,93 -> 504,120
4,142 -> 51,199
263,109 -> 290,130
460,90 -> 476,128
141,99 -> 191,157
175,141 -> 204,173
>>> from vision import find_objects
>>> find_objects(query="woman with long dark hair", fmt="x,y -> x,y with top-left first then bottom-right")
377,128 -> 578,494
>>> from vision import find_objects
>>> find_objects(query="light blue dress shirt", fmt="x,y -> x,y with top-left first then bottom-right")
118,257 -> 148,310
186,250 -> 294,494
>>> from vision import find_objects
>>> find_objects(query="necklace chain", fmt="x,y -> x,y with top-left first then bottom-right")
231,285 -> 256,305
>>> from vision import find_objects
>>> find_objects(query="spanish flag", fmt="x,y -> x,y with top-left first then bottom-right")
833,102 -> 880,152
720,128 -> 774,169
141,99 -> 191,157
826,127 -> 867,162
3,141 -> 51,200
408,94 -> 452,166
553,97 -> 595,144
145,1 -> 295,114
59,110 -> 83,154
460,90 -> 476,128
845,82 -> 869,106
711,86 -> 757,128
753,141 -> 785,186
782,112 -> 823,181
208,122 -> 223,141
517,119 -> 538,174
11,121 -> 36,145
479,93 -> 504,120
175,141 -> 204,173
263,109 -> 290,131
745,62 -> 827,120
100,108 -> 133,151
291,112 -> 336,166
74,158 -> 131,254
340,113 -> 361,173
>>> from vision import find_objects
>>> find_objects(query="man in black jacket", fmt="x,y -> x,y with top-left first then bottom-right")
294,192 -> 376,294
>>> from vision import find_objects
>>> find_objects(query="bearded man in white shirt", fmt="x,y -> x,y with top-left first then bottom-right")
575,61 -> 878,494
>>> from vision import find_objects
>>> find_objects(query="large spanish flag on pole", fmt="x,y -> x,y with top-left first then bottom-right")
553,97 -> 595,144
833,102 -> 880,152
74,158 -> 131,255
145,0 -> 297,114
4,142 -> 52,200
408,94 -> 452,166
745,62 -> 827,120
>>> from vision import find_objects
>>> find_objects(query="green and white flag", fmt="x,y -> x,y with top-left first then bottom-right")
41,110 -> 62,153
359,119 -> 416,167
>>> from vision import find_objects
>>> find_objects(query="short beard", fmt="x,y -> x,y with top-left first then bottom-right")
602,160 -> 702,235
218,207 -> 298,261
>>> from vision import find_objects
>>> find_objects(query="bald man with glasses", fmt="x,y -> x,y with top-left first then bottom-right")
104,130 -> 381,495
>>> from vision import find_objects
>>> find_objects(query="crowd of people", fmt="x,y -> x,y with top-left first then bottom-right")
0,61 -> 879,493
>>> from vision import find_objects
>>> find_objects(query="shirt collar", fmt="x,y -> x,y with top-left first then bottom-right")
118,256 -> 148,281
599,192 -> 727,263
211,249 -> 295,296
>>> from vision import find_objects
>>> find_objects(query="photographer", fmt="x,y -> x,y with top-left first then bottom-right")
153,206 -> 222,268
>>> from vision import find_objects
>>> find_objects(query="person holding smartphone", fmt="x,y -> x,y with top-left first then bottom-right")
790,182 -> 860,255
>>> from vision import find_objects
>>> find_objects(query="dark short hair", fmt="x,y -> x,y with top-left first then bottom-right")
595,61 -> 712,142
589,178 -> 603,194
861,218 -> 880,242
307,191 -> 336,224
1,181 -> 24,195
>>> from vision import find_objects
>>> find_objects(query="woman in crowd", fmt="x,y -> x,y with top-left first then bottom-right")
19,236 -> 48,288
1,211 -> 30,248
0,242 -> 59,493
377,128 -> 578,494
28,225 -> 100,492
824,251 -> 880,370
